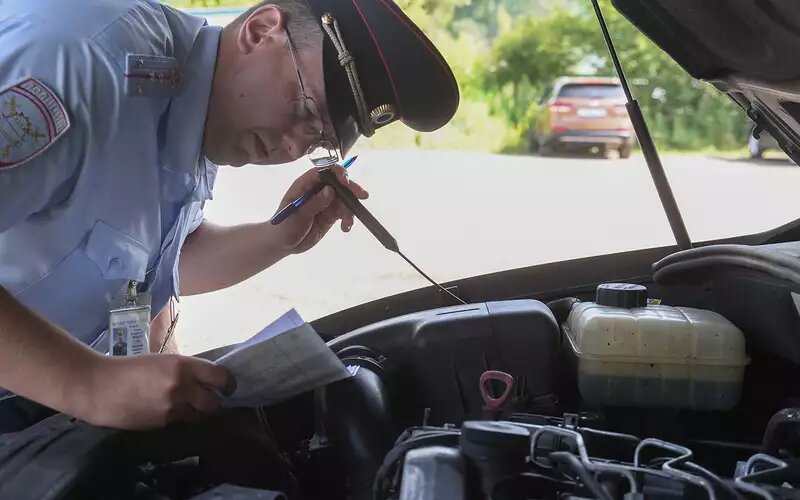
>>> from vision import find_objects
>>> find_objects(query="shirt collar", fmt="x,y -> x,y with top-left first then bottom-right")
163,24 -> 221,174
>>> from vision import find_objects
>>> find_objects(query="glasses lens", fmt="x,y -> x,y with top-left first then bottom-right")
308,139 -> 339,166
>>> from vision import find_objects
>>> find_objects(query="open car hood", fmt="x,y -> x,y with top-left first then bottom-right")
612,0 -> 800,164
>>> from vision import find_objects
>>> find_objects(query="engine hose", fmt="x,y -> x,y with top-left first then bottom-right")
372,432 -> 461,500
518,472 -> 578,492
549,452 -> 613,500
653,244 -> 800,276
580,427 -> 641,446
685,462 -> 746,500
653,256 -> 800,285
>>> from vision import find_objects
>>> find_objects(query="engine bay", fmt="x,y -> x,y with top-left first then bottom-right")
2,243 -> 800,500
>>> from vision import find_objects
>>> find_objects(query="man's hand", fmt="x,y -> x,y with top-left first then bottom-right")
0,287 -> 235,431
79,354 -> 236,430
272,165 -> 369,255
177,165 -> 370,296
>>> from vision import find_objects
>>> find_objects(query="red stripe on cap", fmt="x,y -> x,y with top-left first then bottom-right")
375,0 -> 459,96
351,0 -> 402,118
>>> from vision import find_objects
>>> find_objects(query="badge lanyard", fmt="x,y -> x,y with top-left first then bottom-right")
109,280 -> 151,357
158,295 -> 180,354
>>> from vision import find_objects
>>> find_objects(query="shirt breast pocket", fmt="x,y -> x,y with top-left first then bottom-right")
15,220 -> 151,345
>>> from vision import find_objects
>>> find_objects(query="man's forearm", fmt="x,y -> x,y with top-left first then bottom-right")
177,220 -> 291,296
0,286 -> 102,417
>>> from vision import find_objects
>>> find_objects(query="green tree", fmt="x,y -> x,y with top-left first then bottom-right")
481,0 -> 747,151
581,0 -> 744,149
164,0 -> 748,152
483,9 -> 596,118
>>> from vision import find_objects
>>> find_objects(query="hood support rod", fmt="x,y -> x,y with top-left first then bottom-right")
590,0 -> 692,251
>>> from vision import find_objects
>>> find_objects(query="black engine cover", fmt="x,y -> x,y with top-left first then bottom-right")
328,300 -> 560,426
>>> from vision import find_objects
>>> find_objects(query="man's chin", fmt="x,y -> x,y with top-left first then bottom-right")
200,143 -> 243,167
251,156 -> 296,166
203,151 -> 294,167
204,152 -> 247,168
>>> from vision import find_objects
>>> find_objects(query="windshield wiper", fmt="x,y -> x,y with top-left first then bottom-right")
590,0 -> 692,251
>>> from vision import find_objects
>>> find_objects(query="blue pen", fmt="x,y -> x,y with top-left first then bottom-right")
270,155 -> 358,225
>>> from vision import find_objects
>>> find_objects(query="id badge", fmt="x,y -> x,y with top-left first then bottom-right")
109,280 -> 151,356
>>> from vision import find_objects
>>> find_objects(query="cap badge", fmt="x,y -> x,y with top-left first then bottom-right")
370,104 -> 397,126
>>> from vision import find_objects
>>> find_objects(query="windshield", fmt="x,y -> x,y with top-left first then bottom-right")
558,83 -> 624,99
175,3 -> 800,355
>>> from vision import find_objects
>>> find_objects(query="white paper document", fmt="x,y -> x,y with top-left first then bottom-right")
214,309 -> 351,407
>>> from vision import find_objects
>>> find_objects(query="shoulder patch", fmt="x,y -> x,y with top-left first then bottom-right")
0,78 -> 71,168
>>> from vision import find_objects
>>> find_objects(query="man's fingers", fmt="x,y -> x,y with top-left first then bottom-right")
277,168 -> 329,207
339,211 -> 354,232
331,164 -> 349,184
321,199 -> 354,230
329,164 -> 368,199
187,384 -> 222,415
314,196 -> 355,233
316,202 -> 342,230
341,213 -> 354,232
299,186 -> 335,218
335,201 -> 354,231
166,402 -> 200,425
347,179 -> 369,199
281,168 -> 320,200
188,358 -> 237,396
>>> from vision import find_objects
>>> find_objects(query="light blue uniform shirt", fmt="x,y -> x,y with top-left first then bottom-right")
0,0 -> 220,388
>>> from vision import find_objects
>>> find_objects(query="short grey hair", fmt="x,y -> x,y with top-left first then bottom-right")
227,0 -> 322,49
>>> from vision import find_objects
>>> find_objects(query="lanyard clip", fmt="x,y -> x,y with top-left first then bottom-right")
125,280 -> 138,306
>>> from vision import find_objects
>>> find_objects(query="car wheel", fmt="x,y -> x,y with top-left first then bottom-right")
539,141 -> 557,157
528,135 -> 540,154
619,144 -> 632,159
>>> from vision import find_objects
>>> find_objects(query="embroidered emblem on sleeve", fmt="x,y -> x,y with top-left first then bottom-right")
0,78 -> 71,168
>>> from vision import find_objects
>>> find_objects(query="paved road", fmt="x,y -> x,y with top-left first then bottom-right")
173,149 -> 800,354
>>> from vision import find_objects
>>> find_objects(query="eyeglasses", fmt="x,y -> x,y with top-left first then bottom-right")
286,29 -> 340,167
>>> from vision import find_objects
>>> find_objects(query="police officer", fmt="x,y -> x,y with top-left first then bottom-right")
0,0 -> 458,432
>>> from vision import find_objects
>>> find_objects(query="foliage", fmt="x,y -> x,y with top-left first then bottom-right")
359,99 -> 512,152
166,0 -> 749,152
483,0 -> 746,151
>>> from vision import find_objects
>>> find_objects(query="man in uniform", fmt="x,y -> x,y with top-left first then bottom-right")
0,0 -> 458,432
112,329 -> 129,357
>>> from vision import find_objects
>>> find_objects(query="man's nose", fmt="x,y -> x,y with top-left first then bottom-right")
282,132 -> 310,161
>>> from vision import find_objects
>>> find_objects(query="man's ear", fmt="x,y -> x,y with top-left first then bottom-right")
236,5 -> 286,55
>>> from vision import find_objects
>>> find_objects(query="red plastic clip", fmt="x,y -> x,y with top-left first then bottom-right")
479,370 -> 515,412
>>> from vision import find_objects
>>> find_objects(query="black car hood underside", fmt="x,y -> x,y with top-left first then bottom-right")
612,0 -> 800,162
611,1 -> 800,82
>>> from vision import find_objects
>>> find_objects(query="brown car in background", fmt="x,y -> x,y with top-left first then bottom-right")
528,76 -> 635,158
